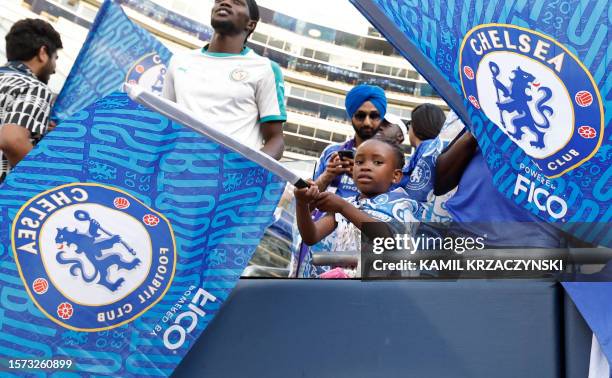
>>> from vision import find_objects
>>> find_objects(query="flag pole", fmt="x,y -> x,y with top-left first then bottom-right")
124,84 -> 309,189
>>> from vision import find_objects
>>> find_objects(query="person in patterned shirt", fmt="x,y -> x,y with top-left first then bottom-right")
0,18 -> 62,183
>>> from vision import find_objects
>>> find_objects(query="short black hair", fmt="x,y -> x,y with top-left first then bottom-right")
5,19 -> 62,62
246,0 -> 260,21
244,0 -> 260,43
370,136 -> 406,169
411,103 -> 445,141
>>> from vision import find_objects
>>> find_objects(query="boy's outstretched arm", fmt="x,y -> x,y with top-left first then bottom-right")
313,192 -> 376,231
314,192 -> 395,239
295,185 -> 337,245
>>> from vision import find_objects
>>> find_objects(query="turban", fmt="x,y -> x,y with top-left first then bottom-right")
345,85 -> 387,119
410,103 -> 445,141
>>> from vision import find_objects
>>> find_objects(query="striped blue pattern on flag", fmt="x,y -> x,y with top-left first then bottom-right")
0,92 -> 283,376
51,0 -> 172,122
349,1 -> 611,374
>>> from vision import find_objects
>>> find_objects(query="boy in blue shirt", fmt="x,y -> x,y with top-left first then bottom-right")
295,138 -> 420,277
291,84 -> 388,277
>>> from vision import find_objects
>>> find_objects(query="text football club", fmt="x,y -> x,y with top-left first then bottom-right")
460,24 -> 604,178
11,183 -> 177,331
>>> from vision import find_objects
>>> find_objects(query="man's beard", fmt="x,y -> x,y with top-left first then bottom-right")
353,124 -> 379,140
37,63 -> 52,85
211,19 -> 242,35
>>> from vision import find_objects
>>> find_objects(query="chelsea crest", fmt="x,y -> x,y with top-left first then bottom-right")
125,52 -> 168,94
460,24 -> 604,178
12,183 -> 176,332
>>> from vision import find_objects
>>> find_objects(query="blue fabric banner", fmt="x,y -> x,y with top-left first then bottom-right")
350,0 -> 610,247
51,0 -> 172,122
0,92 -> 283,375
562,281 -> 612,370
349,0 -> 611,371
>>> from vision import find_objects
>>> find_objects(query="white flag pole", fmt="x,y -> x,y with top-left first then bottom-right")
124,84 -> 309,189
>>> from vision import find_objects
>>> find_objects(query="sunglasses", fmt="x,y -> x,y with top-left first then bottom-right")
353,111 -> 381,121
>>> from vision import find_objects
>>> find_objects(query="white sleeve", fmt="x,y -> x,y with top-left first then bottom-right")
256,61 -> 287,124
161,57 -> 176,102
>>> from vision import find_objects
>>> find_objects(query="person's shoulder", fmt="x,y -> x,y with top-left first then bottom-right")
169,49 -> 200,64
244,49 -> 280,70
387,188 -> 421,218
244,47 -> 267,61
0,69 -> 41,85
184,49 -> 203,59
421,138 -> 436,148
389,187 -> 407,195
388,187 -> 417,201
0,71 -> 50,97
418,138 -> 445,158
267,59 -> 282,72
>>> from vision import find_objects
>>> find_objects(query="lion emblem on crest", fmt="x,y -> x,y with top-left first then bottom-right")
55,210 -> 141,292
490,62 -> 553,149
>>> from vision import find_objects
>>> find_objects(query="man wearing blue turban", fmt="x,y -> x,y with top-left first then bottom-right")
313,84 -> 388,197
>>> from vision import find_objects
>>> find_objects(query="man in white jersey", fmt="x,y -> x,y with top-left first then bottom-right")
162,0 -> 286,160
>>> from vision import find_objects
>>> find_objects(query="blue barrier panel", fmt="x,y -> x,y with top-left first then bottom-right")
564,291 -> 592,378
173,279 -> 561,378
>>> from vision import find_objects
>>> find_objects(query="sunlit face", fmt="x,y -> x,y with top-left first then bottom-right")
351,101 -> 382,141
353,139 -> 402,197
211,0 -> 255,36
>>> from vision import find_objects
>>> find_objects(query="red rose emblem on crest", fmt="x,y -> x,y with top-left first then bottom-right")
57,302 -> 74,320
463,66 -> 474,80
468,95 -> 480,109
578,126 -> 597,139
143,214 -> 160,226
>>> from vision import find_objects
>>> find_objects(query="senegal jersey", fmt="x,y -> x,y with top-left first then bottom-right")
162,46 -> 287,150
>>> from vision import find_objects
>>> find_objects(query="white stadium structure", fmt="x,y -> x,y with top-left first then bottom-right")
1,0 -> 448,175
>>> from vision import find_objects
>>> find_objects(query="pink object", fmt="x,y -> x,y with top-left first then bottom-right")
319,268 -> 351,279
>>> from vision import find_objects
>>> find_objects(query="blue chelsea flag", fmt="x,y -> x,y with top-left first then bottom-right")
350,0 -> 610,246
349,0 -> 611,373
0,92 -> 283,376
52,0 -> 173,122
